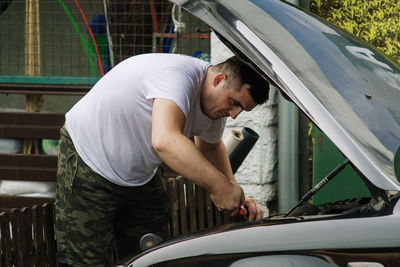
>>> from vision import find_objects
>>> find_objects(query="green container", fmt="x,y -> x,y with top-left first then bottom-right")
312,126 -> 370,205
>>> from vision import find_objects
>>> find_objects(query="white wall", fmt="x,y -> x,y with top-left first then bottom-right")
211,33 -> 278,215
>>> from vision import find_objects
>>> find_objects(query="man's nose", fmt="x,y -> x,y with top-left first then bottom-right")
229,107 -> 242,119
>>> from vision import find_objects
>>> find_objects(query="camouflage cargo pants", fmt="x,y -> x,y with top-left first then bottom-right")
55,127 -> 171,266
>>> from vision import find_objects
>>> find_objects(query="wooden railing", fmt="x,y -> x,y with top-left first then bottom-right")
0,111 -> 64,211
0,76 -> 94,211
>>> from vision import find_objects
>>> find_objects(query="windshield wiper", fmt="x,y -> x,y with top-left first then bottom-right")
283,159 -> 350,217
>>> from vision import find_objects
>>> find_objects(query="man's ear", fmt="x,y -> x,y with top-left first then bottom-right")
213,72 -> 226,87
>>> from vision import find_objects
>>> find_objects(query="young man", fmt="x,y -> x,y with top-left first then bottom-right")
55,53 -> 269,266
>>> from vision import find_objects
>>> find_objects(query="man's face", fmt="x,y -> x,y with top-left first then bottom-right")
201,73 -> 257,120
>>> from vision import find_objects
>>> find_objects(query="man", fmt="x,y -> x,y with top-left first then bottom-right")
55,53 -> 269,266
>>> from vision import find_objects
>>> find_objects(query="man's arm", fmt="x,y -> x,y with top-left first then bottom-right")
194,137 -> 265,221
151,98 -> 243,216
194,137 -> 235,182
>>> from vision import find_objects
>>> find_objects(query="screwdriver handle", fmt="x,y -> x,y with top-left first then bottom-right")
238,206 -> 249,217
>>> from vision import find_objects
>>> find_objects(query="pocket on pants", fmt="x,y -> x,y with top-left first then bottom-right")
65,152 -> 78,190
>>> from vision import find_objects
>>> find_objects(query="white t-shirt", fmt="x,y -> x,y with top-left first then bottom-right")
66,53 -> 226,186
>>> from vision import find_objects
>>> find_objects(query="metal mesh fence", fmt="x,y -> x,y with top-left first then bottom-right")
0,0 -> 211,78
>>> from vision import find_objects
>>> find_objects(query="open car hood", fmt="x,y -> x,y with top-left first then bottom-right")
171,0 -> 400,191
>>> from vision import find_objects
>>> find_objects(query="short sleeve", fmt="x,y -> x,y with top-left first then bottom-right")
198,117 -> 227,144
143,67 -> 195,118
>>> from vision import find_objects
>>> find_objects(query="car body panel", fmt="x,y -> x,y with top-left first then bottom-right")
124,197 -> 400,266
171,0 -> 400,191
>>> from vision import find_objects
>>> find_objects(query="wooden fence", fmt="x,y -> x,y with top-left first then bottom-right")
0,203 -> 56,267
0,176 -> 238,266
166,176 -> 235,238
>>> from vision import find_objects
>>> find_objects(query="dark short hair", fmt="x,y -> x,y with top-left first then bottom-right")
213,56 -> 270,104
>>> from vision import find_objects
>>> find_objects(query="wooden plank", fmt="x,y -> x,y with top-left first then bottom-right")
11,207 -> 33,266
0,112 -> 65,126
32,205 -> 45,267
10,210 -> 18,265
0,154 -> 58,182
0,154 -> 58,168
166,178 -> 179,238
195,185 -> 205,230
43,203 -> 56,267
184,179 -> 196,232
205,192 -> 213,228
0,212 -> 13,266
0,85 -> 88,95
0,167 -> 57,182
0,112 -> 64,139
176,177 -> 187,235
0,125 -> 62,139
214,202 -> 222,227
0,196 -> 54,212
22,207 -> 34,266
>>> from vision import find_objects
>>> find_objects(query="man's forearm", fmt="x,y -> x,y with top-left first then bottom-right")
151,98 -> 244,214
195,139 -> 236,183
153,133 -> 230,193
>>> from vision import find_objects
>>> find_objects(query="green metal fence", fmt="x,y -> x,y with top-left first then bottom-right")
0,0 -> 211,78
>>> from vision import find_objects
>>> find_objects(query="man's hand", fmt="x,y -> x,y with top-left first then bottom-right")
241,198 -> 265,221
152,98 -> 261,220
210,180 -> 244,217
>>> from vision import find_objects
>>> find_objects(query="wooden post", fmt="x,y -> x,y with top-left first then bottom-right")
33,205 -> 45,266
196,184 -> 205,230
167,178 -> 179,237
11,207 -> 34,265
205,192 -> 213,228
214,202 -> 222,227
24,0 -> 43,154
0,212 -> 13,266
177,177 -> 187,235
185,179 -> 197,232
44,203 -> 57,266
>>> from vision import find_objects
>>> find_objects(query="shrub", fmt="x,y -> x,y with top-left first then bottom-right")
310,0 -> 400,64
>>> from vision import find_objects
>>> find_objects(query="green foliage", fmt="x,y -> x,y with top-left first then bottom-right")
310,0 -> 400,64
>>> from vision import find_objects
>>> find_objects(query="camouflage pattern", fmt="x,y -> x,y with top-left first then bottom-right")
55,127 -> 171,266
